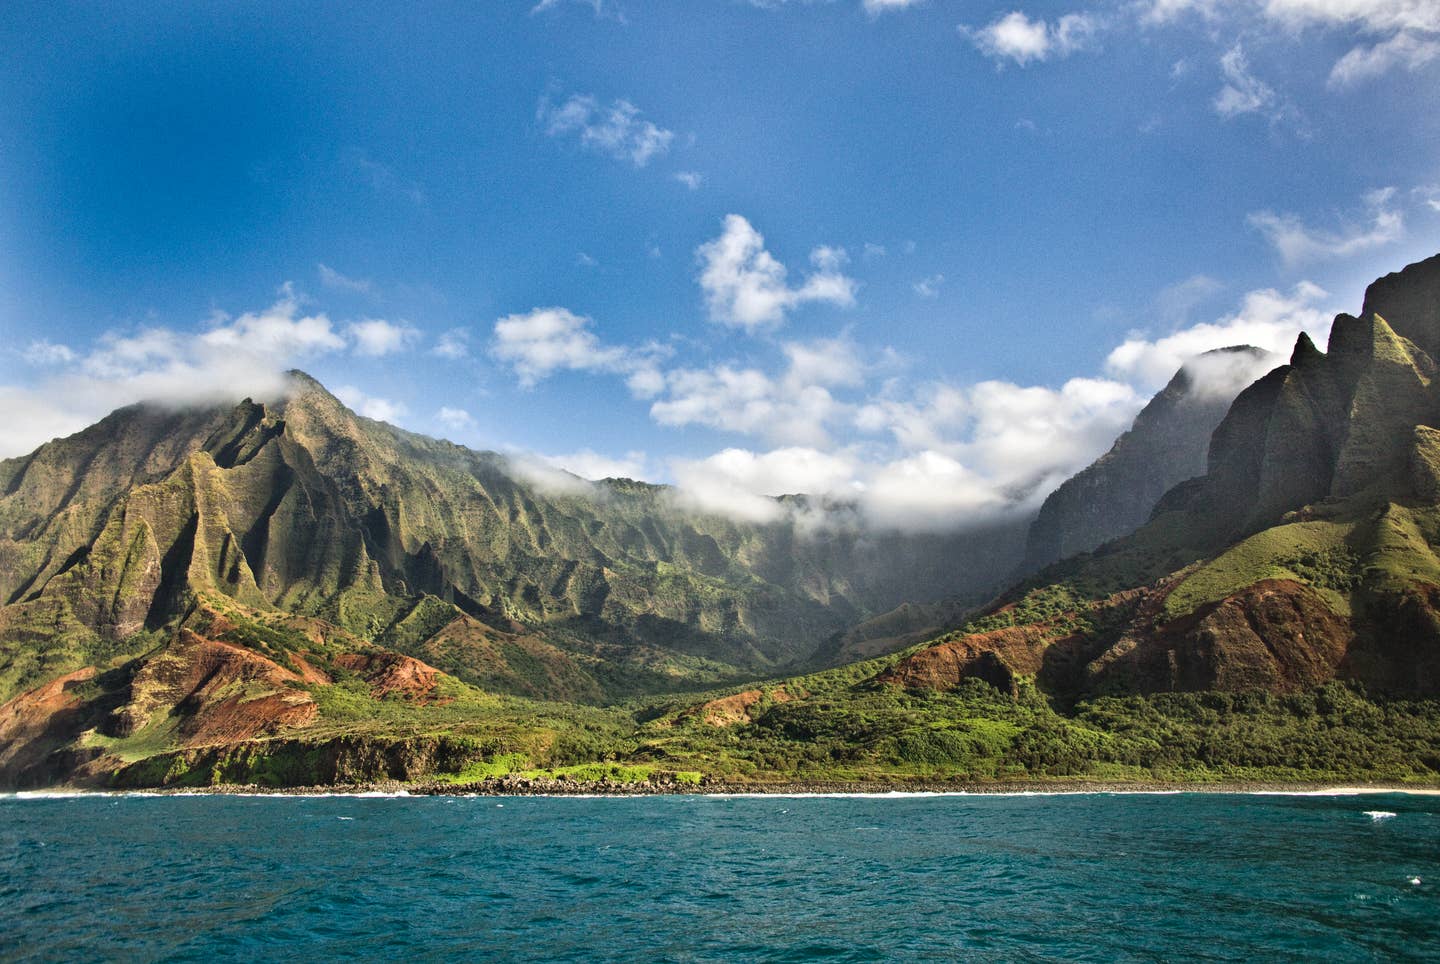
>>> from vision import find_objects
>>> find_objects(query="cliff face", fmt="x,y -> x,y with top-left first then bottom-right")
0,373 -> 1025,706
1023,346 -> 1273,570
884,253 -> 1440,700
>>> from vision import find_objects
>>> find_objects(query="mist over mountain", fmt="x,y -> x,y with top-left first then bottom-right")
1023,346 -> 1277,571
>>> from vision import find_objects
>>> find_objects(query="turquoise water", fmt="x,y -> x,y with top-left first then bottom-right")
2,792 -> 1437,961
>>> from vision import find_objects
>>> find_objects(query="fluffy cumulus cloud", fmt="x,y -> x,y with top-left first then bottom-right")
489,306 -> 666,387
1105,281 -> 1331,389
696,215 -> 857,331
647,335 -> 872,447
539,93 -> 673,168
964,11 -> 1099,66
347,318 -> 421,357
636,264 -> 1343,530
1247,188 -> 1403,265
856,377 -> 1145,507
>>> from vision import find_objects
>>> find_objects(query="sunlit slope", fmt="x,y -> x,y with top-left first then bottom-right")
876,253 -> 1440,700
0,372 -> 1023,705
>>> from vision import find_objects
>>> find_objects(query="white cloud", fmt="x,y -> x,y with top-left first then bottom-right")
1261,0 -> 1440,33
347,318 -> 421,357
536,448 -> 649,481
1142,0 -> 1224,24
490,307 -> 665,387
575,251 -> 599,268
913,274 -> 944,298
1105,281 -> 1330,389
857,377 -> 1145,508
540,93 -> 674,168
317,263 -> 375,296
696,214 -> 857,331
531,0 -> 626,22
862,451 -> 1010,530
864,0 -> 924,14
22,340 -> 76,366
1213,44 -> 1278,117
645,335 -> 874,447
1328,30 -> 1440,86
782,335 -> 869,388
435,406 -> 477,433
650,364 -> 843,447
1247,188 -> 1403,264
334,385 -> 407,424
670,447 -> 860,523
199,287 -> 346,358
964,11 -> 1099,66
673,171 -> 704,190
0,288 -> 359,459
432,328 -> 471,360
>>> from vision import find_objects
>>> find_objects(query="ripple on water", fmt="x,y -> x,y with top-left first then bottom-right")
0,793 -> 1438,961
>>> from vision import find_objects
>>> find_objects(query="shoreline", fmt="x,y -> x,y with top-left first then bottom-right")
11,778 -> 1440,798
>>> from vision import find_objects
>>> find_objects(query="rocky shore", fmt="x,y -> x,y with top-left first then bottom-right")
105,776 -> 1440,797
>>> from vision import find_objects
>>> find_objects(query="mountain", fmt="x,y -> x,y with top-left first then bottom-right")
881,253 -> 1440,700
7,255 -> 1440,792
0,372 -> 1026,710
1022,346 -> 1274,571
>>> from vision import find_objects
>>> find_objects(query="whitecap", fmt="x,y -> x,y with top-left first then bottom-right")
1364,811 -> 1397,821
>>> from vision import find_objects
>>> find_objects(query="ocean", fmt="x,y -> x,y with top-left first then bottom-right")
2,791 -> 1436,961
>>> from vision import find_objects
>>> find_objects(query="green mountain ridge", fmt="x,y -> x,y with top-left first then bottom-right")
0,371 -> 1025,709
6,254 -> 1440,791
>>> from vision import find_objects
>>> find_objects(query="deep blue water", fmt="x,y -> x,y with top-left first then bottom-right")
2,792 -> 1438,962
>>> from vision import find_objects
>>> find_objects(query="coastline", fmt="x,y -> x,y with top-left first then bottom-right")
11,778 -> 1440,798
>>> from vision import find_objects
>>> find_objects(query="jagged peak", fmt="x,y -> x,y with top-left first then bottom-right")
1290,331 -> 1323,367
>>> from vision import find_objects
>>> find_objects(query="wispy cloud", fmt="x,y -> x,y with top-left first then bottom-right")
540,93 -> 674,168
1212,44 -> 1278,118
531,0 -> 626,23
1329,30 -> 1440,87
317,263 -> 375,296
345,148 -> 426,206
432,328 -> 471,360
913,274 -> 944,298
1247,188 -> 1404,265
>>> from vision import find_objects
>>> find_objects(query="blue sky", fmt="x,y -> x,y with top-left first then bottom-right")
1,0 -> 1438,527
